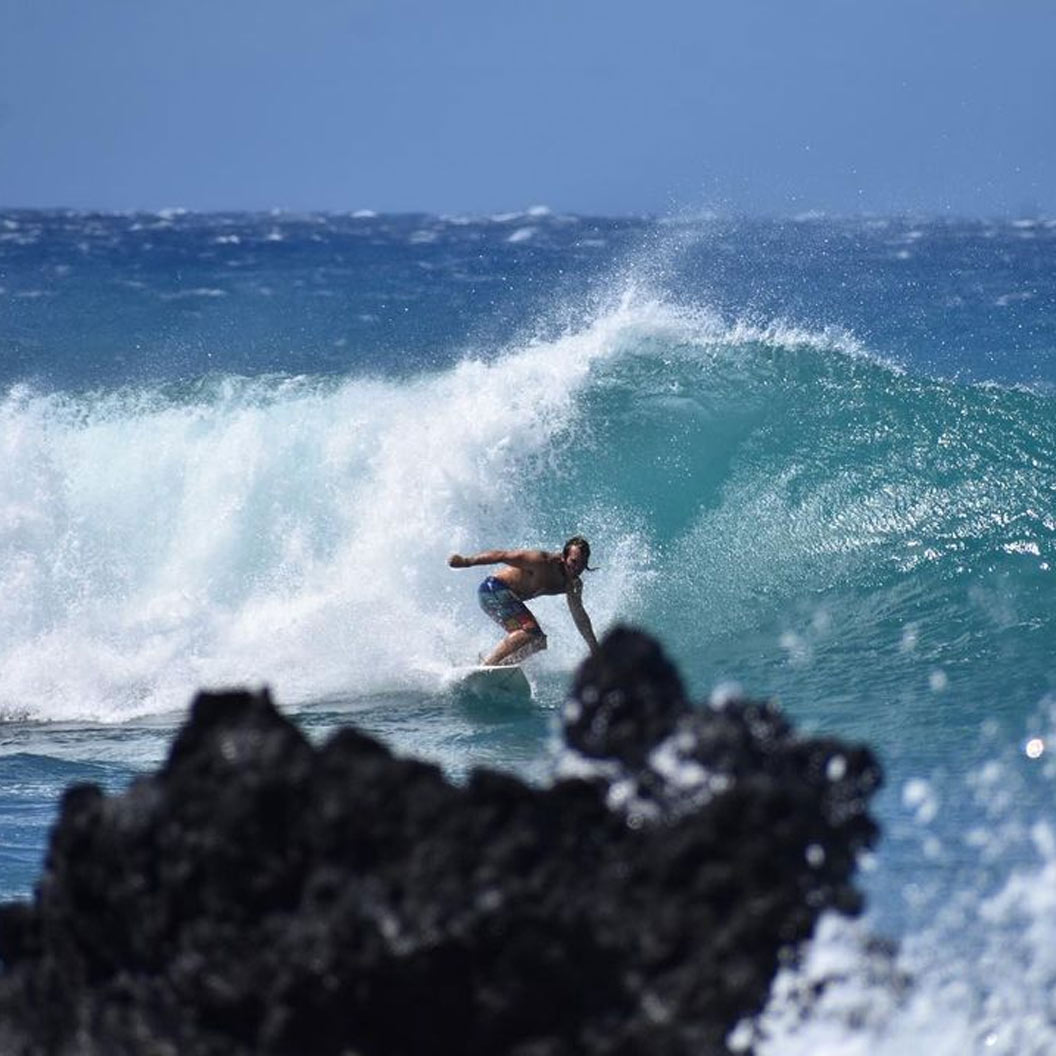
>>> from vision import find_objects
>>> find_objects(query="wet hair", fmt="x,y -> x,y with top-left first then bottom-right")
562,535 -> 597,571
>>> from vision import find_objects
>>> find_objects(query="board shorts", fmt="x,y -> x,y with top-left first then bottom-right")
478,577 -> 544,637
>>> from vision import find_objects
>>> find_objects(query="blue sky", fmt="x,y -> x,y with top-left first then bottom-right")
1,0 -> 1053,216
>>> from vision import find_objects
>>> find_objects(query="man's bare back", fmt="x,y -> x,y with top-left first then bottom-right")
447,537 -> 599,666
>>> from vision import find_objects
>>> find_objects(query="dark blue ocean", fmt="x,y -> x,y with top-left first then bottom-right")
1,208 -> 1054,1052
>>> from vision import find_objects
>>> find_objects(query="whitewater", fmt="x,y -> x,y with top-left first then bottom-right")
0,209 -> 1053,1053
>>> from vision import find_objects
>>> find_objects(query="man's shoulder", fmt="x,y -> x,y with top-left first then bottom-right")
506,548 -> 549,564
524,548 -> 561,568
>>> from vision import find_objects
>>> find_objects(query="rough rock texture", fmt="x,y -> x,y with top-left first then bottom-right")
0,626 -> 882,1055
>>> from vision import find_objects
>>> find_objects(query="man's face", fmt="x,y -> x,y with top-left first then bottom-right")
564,545 -> 586,577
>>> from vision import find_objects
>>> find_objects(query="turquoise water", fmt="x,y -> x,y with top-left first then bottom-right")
1,210 -> 1054,1052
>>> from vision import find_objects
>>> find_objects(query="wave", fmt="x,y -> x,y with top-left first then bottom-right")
0,292 -> 1052,726
0,298 -> 644,719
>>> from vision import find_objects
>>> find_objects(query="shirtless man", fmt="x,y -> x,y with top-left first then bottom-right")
447,535 -> 600,666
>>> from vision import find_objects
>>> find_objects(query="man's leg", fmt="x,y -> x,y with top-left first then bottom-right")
483,630 -> 547,667
478,580 -> 547,665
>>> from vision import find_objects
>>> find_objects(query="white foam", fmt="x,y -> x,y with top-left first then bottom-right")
743,696 -> 1056,1055
0,302 -> 658,721
159,288 -> 228,300
0,281 -> 905,723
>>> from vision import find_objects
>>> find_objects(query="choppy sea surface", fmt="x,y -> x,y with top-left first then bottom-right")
1,208 -> 1054,1052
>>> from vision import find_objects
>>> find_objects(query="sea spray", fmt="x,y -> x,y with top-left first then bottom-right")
750,695 -> 1056,1056
0,304 -> 662,718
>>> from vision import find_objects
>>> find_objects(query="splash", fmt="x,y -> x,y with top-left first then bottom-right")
0,299 -> 662,719
1,289 -> 1051,727
744,696 -> 1056,1056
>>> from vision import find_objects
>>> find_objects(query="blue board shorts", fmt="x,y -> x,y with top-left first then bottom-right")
478,577 -> 543,637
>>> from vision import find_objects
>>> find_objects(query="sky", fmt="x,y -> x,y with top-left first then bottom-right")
1,0 -> 1054,217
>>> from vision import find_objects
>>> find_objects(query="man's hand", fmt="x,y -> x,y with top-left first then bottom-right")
448,554 -> 469,568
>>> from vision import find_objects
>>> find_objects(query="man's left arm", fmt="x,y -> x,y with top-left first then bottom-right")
566,579 -> 600,656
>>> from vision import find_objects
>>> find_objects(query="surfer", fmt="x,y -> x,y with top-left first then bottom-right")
447,536 -> 600,666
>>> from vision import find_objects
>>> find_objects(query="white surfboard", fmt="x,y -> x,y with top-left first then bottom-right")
450,664 -> 532,702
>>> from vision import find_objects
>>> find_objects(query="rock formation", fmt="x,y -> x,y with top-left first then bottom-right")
0,626 -> 881,1055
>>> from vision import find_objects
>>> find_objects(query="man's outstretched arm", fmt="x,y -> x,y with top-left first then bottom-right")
448,549 -> 542,569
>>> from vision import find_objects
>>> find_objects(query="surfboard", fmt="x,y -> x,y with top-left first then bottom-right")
450,664 -> 532,702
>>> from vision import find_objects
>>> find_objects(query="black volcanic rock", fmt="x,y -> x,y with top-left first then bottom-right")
0,627 -> 882,1055
566,625 -> 689,767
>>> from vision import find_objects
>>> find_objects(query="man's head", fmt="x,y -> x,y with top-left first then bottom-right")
562,535 -> 594,576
